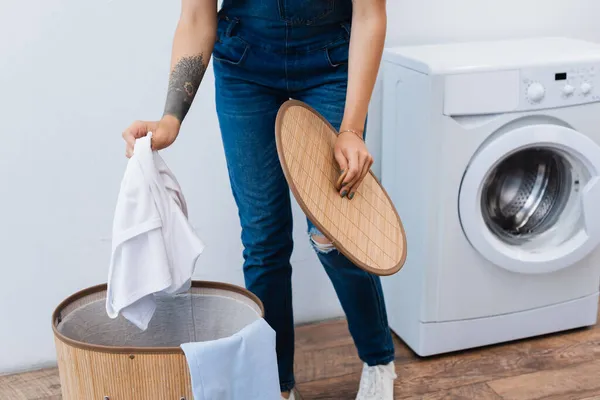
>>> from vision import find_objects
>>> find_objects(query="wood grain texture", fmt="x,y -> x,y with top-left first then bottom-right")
488,359 -> 600,400
54,336 -> 192,400
0,368 -> 61,400
294,319 -> 355,351
297,372 -> 360,400
275,100 -> 407,276
392,333 -> 588,398
294,320 -> 414,384
4,316 -> 600,399
416,383 -> 503,400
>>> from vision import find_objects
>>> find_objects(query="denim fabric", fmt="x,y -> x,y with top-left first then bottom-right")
213,0 -> 395,392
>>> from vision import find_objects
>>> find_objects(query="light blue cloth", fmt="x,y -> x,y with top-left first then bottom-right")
181,318 -> 280,400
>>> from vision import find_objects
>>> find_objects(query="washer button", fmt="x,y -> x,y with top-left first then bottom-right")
563,84 -> 575,96
581,82 -> 593,95
527,82 -> 545,102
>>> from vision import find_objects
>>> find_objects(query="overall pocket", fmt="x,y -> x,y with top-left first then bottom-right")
213,17 -> 250,65
325,22 -> 350,68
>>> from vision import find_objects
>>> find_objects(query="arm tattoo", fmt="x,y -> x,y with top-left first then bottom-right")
163,54 -> 207,122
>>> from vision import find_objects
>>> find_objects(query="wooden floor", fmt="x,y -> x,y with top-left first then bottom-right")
2,317 -> 600,400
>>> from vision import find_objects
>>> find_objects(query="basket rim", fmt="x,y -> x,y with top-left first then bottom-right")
51,280 -> 265,354
274,99 -> 407,276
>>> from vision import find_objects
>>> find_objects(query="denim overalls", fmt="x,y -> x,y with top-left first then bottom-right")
213,0 -> 395,392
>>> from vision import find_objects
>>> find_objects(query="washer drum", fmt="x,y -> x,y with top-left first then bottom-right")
482,148 -> 571,242
52,281 -> 264,400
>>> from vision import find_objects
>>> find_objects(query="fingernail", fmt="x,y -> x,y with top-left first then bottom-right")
340,169 -> 346,175
341,190 -> 348,198
348,192 -> 355,200
341,182 -> 348,187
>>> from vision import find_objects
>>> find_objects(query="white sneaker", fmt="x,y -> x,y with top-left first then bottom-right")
356,361 -> 397,400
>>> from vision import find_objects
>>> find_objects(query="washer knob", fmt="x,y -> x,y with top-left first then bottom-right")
562,84 -> 575,96
581,82 -> 593,95
527,82 -> 545,102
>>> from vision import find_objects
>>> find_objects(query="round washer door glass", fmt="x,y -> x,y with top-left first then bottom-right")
459,124 -> 600,274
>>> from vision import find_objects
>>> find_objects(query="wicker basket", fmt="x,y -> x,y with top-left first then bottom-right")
52,281 -> 264,400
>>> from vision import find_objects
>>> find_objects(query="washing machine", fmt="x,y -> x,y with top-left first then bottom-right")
379,37 -> 600,356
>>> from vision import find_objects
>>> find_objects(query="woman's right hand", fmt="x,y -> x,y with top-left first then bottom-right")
122,115 -> 181,158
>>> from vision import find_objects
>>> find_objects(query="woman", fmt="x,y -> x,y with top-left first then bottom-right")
122,0 -> 395,398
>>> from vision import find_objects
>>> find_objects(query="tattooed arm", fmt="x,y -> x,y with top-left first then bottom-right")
123,0 -> 217,157
163,54 -> 208,122
163,0 -> 218,122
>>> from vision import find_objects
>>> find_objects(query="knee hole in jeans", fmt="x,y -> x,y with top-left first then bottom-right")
310,234 -> 336,254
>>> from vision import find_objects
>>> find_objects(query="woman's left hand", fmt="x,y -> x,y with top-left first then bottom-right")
334,130 -> 373,199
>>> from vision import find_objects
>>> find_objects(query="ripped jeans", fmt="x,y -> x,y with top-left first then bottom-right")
213,4 -> 395,392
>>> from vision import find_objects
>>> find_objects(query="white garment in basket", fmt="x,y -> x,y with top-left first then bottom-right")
181,318 -> 280,400
106,135 -> 205,330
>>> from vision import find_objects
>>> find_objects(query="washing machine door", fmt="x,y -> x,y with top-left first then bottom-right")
459,123 -> 600,274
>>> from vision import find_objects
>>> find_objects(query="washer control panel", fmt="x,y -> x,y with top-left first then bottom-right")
521,64 -> 600,109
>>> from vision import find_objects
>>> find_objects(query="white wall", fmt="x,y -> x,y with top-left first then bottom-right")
1,0 -> 599,374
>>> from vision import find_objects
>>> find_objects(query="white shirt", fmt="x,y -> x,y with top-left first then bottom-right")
106,135 -> 205,330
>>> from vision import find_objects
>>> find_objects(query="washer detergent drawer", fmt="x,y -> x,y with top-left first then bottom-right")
443,70 -> 520,116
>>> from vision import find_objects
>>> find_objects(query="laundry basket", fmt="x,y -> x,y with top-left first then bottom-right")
52,281 -> 264,400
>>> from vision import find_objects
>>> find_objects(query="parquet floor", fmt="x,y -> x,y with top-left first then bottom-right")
2,316 -> 600,399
